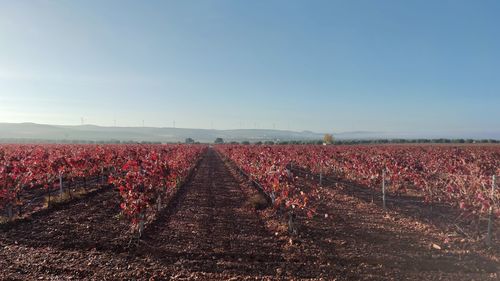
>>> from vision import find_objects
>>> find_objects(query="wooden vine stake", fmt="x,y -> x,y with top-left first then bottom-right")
319,169 -> 323,186
138,212 -> 145,238
59,174 -> 64,195
157,192 -> 163,212
101,167 -> 104,185
429,187 -> 434,213
382,168 -> 386,210
47,174 -> 51,207
17,193 -> 22,216
487,175 -> 496,246
6,203 -> 13,220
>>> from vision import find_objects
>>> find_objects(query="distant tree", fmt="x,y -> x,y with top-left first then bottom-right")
214,138 -> 224,144
185,138 -> 195,144
264,141 -> 275,145
230,141 -> 239,144
254,141 -> 263,145
241,141 -> 250,145
323,134 -> 334,144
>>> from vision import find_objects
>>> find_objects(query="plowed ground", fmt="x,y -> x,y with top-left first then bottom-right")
0,148 -> 498,280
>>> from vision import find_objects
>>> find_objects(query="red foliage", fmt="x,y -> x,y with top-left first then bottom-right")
216,145 -> 320,216
0,144 -> 207,228
217,144 -> 499,217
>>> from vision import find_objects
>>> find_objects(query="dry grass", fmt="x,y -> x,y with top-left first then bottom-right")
0,216 -> 9,224
44,189 -> 89,208
244,193 -> 270,210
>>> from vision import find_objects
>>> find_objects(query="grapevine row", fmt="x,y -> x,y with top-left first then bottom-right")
217,144 -> 499,218
216,145 -> 319,217
0,144 -> 207,232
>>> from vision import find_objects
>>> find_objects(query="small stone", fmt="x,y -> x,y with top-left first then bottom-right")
431,243 -> 442,250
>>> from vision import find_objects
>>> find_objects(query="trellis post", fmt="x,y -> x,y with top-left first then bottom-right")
138,212 -> 145,238
487,175 -> 496,246
59,174 -> 64,194
47,174 -> 51,207
319,170 -> 323,186
382,168 -> 386,209
101,167 -> 104,185
6,203 -> 13,219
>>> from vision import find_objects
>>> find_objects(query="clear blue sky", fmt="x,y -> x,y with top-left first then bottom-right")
0,0 -> 499,134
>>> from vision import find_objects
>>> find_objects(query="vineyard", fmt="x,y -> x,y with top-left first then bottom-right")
216,144 -> 499,219
0,144 -> 499,280
0,144 -> 207,234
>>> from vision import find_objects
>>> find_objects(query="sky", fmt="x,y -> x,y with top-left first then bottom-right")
0,0 -> 499,134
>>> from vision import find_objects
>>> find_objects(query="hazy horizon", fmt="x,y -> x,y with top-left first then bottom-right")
1,1 -> 499,133
1,120 -> 320,132
2,121 -> 500,141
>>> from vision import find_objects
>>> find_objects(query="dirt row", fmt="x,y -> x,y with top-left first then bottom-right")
0,148 -> 498,280
0,149 -> 288,280
222,154 -> 500,280
291,166 -> 499,247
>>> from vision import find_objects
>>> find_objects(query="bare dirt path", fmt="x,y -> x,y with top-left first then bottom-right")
132,148 -> 290,279
0,149 -> 290,280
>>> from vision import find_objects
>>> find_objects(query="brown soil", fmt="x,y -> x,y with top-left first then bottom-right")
1,175 -> 108,222
223,152 -> 500,280
292,166 -> 500,245
0,148 -> 498,280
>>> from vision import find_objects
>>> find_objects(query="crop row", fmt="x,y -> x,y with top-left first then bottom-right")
0,144 -> 207,233
217,144 -> 499,218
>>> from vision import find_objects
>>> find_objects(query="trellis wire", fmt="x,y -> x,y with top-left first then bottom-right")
2,170 -> 111,220
288,162 -> 495,207
289,162 -> 499,245
217,152 -> 274,205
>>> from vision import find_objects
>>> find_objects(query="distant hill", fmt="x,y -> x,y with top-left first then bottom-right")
334,130 -> 500,140
0,122 -> 325,143
0,123 -> 498,143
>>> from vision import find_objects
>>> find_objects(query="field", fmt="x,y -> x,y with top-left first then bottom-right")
0,144 -> 499,280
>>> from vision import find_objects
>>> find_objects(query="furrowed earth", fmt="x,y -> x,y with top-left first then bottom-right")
0,149 -> 498,280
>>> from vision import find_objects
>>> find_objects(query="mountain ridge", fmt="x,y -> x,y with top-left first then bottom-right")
0,122 -> 498,142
